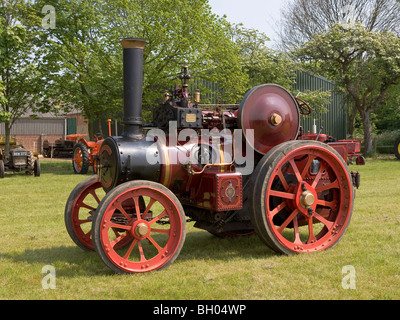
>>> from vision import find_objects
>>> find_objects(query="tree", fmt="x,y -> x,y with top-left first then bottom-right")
102,0 -> 248,108
296,23 -> 400,155
278,0 -> 400,50
0,0 -> 43,158
229,23 -> 295,90
278,0 -> 400,136
35,0 -> 121,139
230,24 -> 331,117
35,0 -> 249,134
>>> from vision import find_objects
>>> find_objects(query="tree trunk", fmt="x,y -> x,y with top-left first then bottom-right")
347,104 -> 357,139
87,118 -> 94,141
361,110 -> 373,155
4,121 -> 11,162
97,117 -> 104,139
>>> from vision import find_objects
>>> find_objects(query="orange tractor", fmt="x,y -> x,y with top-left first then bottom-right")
72,119 -> 112,174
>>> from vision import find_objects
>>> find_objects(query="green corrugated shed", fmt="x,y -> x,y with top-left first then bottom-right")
294,71 -> 347,140
93,71 -> 347,140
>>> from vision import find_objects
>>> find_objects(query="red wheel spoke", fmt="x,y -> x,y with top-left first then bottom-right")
311,163 -> 326,189
277,168 -> 289,191
278,209 -> 299,234
151,228 -> 170,235
116,204 -> 132,223
289,159 -> 303,183
307,217 -> 317,244
133,196 -> 141,219
270,202 -> 287,218
147,235 -> 163,253
292,216 -> 302,244
111,228 -> 125,240
301,155 -> 316,177
149,210 -> 168,225
142,198 -> 157,220
270,190 -> 296,200
137,240 -> 146,262
315,180 -> 340,193
313,212 -> 334,230
316,199 -> 337,209
111,232 -> 130,248
108,222 -> 131,231
123,239 -> 138,260
77,218 -> 91,225
80,202 -> 96,211
89,189 -> 101,204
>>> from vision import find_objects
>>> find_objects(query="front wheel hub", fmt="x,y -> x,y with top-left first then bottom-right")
134,222 -> 149,238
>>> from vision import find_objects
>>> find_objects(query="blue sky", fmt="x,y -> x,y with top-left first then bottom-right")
208,0 -> 286,46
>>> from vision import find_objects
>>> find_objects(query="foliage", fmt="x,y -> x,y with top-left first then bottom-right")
293,89 -> 331,116
278,0 -> 400,51
101,0 -> 248,107
278,0 -> 400,140
34,0 -> 122,139
295,23 -> 400,155
0,0 -> 44,155
0,110 -> 11,122
372,87 -> 400,132
34,0 -> 250,130
229,23 -> 296,91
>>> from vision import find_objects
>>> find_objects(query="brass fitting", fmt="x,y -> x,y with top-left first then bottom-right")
270,113 -> 282,126
194,89 -> 201,104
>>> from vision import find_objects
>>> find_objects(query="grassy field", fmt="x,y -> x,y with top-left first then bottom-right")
0,156 -> 399,300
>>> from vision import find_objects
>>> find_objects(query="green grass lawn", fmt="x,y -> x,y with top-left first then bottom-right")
0,156 -> 399,300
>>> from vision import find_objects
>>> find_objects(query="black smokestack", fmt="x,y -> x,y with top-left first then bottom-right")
120,38 -> 148,139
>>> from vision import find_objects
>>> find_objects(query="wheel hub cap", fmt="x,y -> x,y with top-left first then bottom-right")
300,191 -> 315,208
135,222 -> 149,237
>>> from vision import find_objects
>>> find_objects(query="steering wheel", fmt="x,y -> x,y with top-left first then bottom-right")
295,97 -> 312,116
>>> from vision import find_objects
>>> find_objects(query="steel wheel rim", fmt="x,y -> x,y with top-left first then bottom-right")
264,145 -> 353,253
73,148 -> 83,172
99,186 -> 184,273
71,180 -> 102,250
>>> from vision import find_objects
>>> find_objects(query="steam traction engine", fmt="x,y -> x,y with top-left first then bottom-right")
65,39 -> 359,274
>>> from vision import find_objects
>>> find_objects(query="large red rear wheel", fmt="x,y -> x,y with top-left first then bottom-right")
249,141 -> 354,254
92,180 -> 186,274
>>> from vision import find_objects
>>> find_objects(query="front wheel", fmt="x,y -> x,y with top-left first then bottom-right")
92,180 -> 186,274
34,159 -> 40,177
249,141 -> 354,255
394,137 -> 400,160
0,160 -> 4,178
72,142 -> 90,174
